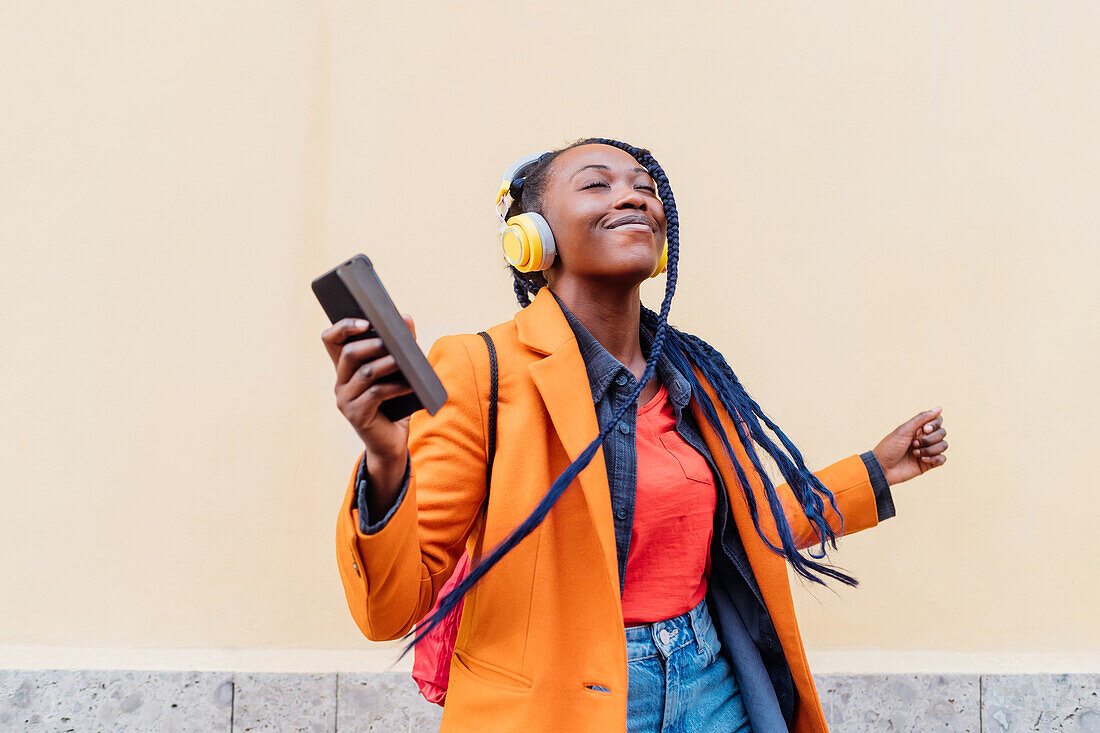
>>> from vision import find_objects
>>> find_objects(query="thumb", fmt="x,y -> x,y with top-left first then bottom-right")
901,406 -> 942,434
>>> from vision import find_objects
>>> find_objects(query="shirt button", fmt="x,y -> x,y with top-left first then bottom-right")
615,373 -> 629,387
615,507 -> 627,520
618,422 -> 631,435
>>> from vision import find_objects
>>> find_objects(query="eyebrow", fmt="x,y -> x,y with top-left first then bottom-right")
571,163 -> 651,178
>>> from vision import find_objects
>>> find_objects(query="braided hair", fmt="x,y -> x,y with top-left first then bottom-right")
405,138 -> 853,653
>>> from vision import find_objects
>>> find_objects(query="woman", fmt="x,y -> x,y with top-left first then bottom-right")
324,138 -> 948,732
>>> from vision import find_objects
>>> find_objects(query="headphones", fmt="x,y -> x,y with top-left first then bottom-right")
494,151 -> 668,278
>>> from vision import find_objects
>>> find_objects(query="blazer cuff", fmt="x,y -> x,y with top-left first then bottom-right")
356,452 -> 412,535
860,450 -> 896,521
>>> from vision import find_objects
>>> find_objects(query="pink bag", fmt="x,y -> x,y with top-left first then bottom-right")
411,550 -> 471,705
411,329 -> 497,705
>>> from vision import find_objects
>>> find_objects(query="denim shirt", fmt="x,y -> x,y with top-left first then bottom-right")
355,297 -> 895,728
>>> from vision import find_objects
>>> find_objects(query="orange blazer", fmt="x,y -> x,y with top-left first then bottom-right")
335,286 -> 883,732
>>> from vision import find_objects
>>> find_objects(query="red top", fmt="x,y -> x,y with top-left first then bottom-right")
620,384 -> 717,625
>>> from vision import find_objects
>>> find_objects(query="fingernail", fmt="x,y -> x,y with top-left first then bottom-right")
925,424 -> 933,433
356,319 -> 369,329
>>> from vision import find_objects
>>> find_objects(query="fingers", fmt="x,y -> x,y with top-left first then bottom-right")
919,407 -> 943,430
910,407 -> 947,461
900,406 -> 942,435
321,318 -> 372,365
915,440 -> 948,457
341,353 -> 403,403
911,418 -> 948,468
343,378 -> 415,423
323,314 -> 418,434
912,426 -> 946,448
901,405 -> 948,469
322,317 -> 371,346
335,336 -> 389,386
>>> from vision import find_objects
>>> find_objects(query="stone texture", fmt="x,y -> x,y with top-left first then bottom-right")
5,669 -> 1096,731
231,673 -> 336,733
815,673 -> 980,732
0,669 -> 232,732
982,674 -> 1100,732
337,672 -> 443,732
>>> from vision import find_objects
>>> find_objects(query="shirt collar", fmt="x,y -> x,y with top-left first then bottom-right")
550,290 -> 692,408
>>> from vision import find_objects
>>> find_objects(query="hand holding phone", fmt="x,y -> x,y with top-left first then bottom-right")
314,255 -> 449,506
321,313 -> 417,436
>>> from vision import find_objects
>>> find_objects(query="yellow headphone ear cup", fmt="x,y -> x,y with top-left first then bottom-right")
524,220 -> 545,270
502,226 -> 529,269
501,213 -> 556,273
650,239 -> 668,278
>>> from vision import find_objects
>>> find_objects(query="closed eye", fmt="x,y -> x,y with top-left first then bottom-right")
581,181 -> 657,193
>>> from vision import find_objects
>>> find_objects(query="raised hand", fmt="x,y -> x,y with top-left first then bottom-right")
871,407 -> 948,486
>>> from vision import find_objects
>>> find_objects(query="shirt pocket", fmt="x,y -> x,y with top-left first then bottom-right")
658,431 -> 714,485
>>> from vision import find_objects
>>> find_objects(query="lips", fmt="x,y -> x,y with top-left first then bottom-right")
606,213 -> 654,231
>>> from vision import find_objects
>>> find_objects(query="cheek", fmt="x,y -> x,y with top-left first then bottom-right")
553,210 -> 605,257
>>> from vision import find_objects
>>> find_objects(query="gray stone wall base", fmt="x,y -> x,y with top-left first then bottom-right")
980,674 -> 1100,732
338,673 -> 443,732
2,670 -> 1096,731
0,670 -> 233,732
233,673 -> 337,733
817,673 -> 980,731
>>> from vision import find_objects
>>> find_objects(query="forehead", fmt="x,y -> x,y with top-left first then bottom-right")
551,144 -> 651,181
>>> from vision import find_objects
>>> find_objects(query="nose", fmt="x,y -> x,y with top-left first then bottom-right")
612,182 -> 647,209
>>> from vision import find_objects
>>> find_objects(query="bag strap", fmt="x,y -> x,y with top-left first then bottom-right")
476,331 -> 498,491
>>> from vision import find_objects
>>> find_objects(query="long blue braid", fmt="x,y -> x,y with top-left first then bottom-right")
402,138 -> 852,657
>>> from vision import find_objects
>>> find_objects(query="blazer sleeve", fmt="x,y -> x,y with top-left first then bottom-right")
334,333 -> 490,642
773,453 -> 885,551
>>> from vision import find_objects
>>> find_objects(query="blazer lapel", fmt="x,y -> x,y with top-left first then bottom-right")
515,288 -> 622,604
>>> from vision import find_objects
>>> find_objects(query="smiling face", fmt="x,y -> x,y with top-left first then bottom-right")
538,144 -> 667,288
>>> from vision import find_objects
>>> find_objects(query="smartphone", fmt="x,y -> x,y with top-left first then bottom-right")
312,255 -> 448,421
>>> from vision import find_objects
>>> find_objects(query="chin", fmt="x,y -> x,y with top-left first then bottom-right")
596,261 -> 658,286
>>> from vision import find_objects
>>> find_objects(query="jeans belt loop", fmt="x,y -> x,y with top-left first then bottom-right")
649,621 -> 665,658
688,602 -> 707,657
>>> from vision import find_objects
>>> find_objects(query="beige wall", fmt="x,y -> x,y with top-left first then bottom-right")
2,1 -> 1097,671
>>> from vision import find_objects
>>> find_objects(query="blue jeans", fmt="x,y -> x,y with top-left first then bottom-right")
625,598 -> 753,732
